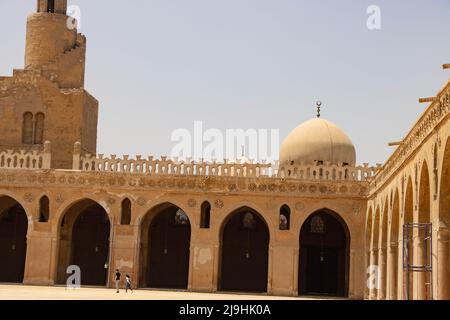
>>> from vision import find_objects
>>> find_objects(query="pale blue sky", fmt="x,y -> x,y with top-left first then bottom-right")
1,1 -> 450,164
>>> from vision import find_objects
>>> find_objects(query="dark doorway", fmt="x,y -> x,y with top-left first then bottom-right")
0,199 -> 28,283
299,210 -> 350,297
56,200 -> 111,286
141,204 -> 191,289
72,205 -> 110,286
220,207 -> 269,293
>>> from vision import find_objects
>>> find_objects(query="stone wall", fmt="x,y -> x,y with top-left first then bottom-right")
366,77 -> 450,300
0,167 -> 368,298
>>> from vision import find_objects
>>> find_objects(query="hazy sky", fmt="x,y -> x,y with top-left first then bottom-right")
1,0 -> 450,164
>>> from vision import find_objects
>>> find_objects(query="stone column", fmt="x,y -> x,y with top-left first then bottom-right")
387,243 -> 399,300
270,242 -> 298,297
365,250 -> 371,299
377,247 -> 387,300
23,226 -> 54,285
416,238 -> 427,300
188,233 -> 218,293
437,227 -> 450,300
369,248 -> 379,300
110,224 -> 138,289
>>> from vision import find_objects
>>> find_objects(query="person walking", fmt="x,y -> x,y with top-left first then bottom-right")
115,269 -> 121,293
125,274 -> 134,294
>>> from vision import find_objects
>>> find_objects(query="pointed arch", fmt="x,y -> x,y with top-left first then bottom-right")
200,201 -> 211,229
438,138 -> 450,299
0,196 -> 29,283
418,161 -> 431,223
39,195 -> 50,223
120,198 -> 132,225
405,177 -> 414,224
219,206 -> 269,293
416,160 -> 432,299
139,202 -> 191,289
34,112 -> 45,144
404,177 -> 414,299
279,204 -> 291,231
56,199 -> 111,286
299,208 -> 350,297
22,112 -> 33,144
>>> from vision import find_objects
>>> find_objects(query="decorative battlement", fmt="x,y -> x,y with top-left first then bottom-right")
73,142 -> 274,178
72,143 -> 375,182
370,79 -> 450,193
278,163 -> 379,182
0,141 -> 51,170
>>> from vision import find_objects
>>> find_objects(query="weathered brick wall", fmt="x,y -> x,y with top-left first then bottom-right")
25,13 -> 76,69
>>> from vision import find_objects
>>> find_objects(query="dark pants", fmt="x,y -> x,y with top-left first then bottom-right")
126,282 -> 133,292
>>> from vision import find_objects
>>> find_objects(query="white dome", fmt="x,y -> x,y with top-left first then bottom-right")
280,118 -> 356,166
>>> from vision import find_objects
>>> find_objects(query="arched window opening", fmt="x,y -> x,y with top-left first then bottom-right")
34,113 -> 45,144
47,0 -> 55,13
200,201 -> 211,229
22,112 -> 33,144
39,196 -> 50,223
279,205 -> 291,230
120,198 -> 131,225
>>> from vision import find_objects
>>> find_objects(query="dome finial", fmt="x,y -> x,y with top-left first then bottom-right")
316,101 -> 322,118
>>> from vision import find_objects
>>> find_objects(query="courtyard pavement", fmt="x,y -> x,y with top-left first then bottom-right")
0,285 -> 318,300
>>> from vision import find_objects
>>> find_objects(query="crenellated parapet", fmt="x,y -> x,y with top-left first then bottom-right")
73,143 -> 274,178
0,141 -> 51,170
370,80 -> 450,194
71,142 -> 375,183
278,162 -> 380,182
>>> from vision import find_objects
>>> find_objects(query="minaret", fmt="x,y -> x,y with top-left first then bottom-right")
0,1 -> 98,169
25,0 -> 85,88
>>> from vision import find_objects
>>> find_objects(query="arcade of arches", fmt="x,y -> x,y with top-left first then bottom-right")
367,133 -> 450,300
0,190 -> 361,298
0,1 -> 449,300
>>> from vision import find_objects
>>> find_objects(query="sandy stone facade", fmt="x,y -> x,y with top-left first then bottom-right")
0,0 -> 97,170
367,80 -> 450,300
0,1 -> 448,300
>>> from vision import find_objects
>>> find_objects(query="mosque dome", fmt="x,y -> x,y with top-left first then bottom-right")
279,117 -> 356,167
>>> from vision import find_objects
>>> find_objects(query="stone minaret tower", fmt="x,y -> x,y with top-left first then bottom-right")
26,0 -> 85,88
0,0 -> 98,169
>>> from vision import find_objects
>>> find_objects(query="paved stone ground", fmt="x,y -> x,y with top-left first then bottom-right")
0,285 -> 318,300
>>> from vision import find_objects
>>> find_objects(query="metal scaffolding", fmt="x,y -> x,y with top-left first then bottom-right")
403,223 -> 433,300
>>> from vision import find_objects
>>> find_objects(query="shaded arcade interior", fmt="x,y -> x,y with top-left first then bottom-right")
219,207 -> 270,293
299,210 -> 350,297
0,196 -> 28,283
139,203 -> 191,289
56,199 -> 111,286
